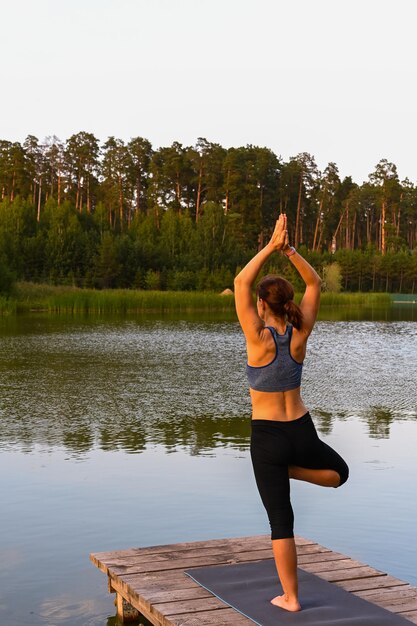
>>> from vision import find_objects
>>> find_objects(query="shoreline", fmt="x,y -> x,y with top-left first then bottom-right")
0,283 -> 398,315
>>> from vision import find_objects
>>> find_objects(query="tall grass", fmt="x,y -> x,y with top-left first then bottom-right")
14,282 -> 236,313
5,282 -> 393,315
0,296 -> 17,315
318,292 -> 392,306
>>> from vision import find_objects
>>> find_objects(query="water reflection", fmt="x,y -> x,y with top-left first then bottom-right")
0,317 -> 415,455
318,303 -> 417,322
3,410 -> 416,457
38,596 -> 103,626
365,406 -> 394,439
313,409 -> 337,435
0,300 -> 415,333
0,311 -> 416,626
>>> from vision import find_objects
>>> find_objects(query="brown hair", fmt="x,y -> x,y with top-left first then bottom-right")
256,275 -> 303,330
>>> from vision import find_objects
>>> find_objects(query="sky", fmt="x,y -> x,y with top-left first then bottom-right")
1,0 -> 416,184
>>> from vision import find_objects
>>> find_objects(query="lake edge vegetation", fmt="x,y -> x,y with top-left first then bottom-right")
0,133 -> 416,301
0,283 -> 392,315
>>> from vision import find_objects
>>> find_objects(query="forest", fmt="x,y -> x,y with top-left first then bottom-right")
0,132 -> 416,294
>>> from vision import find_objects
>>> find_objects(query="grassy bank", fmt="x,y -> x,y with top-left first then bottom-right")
0,282 -> 394,315
317,292 -> 392,306
5,282 -> 236,314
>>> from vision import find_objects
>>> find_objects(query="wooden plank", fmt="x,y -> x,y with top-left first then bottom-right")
374,598 -> 417,613
399,611 -> 417,625
92,534 -> 314,561
91,535 -> 270,562
297,550 -> 348,565
295,544 -> 332,555
336,575 -> 411,592
96,545 -> 273,570
168,608 -> 253,626
121,570 -> 198,587
94,541 -> 330,574
93,543 -> 332,580
90,534 -> 317,572
123,572 -> 201,593
357,586 -> 416,601
153,597 -> 230,616
104,543 -> 333,578
299,558 -> 368,573
308,565 -> 386,582
359,585 -> 417,621
99,538 -> 271,562
146,587 -> 213,604
108,549 -> 273,576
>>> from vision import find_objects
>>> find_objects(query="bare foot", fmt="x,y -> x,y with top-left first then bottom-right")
271,594 -> 301,612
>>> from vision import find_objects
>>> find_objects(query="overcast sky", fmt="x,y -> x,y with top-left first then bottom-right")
1,0 -> 416,183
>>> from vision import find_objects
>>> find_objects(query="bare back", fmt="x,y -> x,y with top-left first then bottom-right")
247,322 -> 309,421
234,248 -> 321,422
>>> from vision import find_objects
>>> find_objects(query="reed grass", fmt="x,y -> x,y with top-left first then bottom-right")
4,282 -> 393,315
0,296 -> 17,315
318,292 -> 392,306
13,282 -> 236,313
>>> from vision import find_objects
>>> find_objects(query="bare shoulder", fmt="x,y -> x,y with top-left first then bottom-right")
246,325 -> 276,364
246,324 -> 273,348
291,324 -> 309,343
290,324 -> 310,360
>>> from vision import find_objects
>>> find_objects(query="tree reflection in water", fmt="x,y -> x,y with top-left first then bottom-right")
0,316 -> 416,456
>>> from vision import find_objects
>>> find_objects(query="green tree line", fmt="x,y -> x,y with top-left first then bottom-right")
0,133 -> 416,293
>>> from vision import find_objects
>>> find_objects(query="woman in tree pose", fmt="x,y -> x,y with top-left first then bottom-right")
234,214 -> 348,612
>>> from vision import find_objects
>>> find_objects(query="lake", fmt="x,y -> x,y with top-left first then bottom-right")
0,304 -> 416,626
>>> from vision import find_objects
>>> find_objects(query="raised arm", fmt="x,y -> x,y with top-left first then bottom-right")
234,214 -> 287,342
283,246 -> 322,336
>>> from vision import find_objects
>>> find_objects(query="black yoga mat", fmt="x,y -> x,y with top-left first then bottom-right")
185,559 -> 412,625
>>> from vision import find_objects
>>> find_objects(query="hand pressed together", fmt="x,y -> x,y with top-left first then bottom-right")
268,213 -> 290,252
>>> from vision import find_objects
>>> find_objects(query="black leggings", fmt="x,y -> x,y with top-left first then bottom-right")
250,412 -> 349,540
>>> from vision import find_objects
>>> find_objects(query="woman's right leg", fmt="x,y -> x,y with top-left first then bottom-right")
271,538 -> 301,612
291,415 -> 349,488
288,465 -> 341,487
250,422 -> 301,611
251,452 -> 301,610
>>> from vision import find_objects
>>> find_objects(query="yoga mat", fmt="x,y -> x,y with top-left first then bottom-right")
185,559 -> 412,625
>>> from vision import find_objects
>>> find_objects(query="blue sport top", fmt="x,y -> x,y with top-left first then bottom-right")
246,325 -> 303,392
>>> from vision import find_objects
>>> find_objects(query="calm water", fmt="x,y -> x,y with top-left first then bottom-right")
0,306 -> 416,626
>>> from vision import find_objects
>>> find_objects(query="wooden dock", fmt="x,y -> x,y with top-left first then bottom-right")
90,534 -> 417,625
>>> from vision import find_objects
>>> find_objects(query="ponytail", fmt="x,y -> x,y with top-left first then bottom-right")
257,274 -> 304,330
284,300 -> 303,330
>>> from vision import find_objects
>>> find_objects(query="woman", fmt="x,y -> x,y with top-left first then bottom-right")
234,213 -> 348,612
